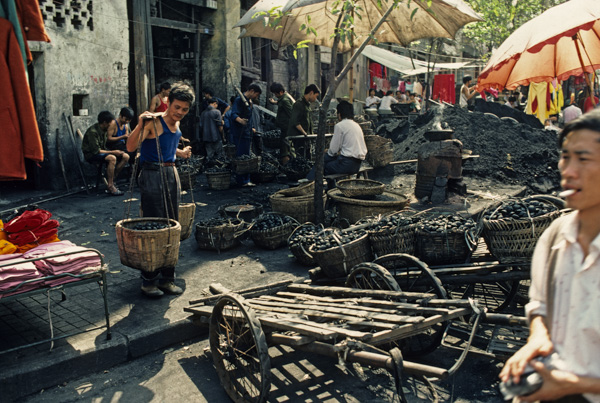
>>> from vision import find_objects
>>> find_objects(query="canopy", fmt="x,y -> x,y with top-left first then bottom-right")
361,45 -> 471,77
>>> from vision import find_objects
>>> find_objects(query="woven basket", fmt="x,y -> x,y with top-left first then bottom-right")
370,221 -> 418,257
364,135 -> 394,168
250,170 -> 278,183
232,156 -> 260,174
250,213 -> 298,250
328,189 -> 409,224
278,181 -> 315,197
218,203 -> 263,221
195,219 -> 246,252
482,209 -> 562,263
270,192 -> 327,224
224,144 -> 236,160
178,202 -> 196,241
310,231 -> 373,278
116,218 -> 181,272
178,169 -> 198,191
206,171 -> 231,190
415,228 -> 479,265
337,179 -> 385,198
288,223 -> 322,266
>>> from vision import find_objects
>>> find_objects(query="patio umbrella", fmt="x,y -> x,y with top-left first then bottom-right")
235,0 -> 482,53
477,0 -> 600,91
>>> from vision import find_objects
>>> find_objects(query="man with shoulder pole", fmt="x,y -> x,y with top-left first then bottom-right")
499,110 -> 600,403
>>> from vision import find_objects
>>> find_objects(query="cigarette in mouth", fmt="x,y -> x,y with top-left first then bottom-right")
559,189 -> 576,198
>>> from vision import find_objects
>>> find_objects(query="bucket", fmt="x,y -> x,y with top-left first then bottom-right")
116,218 -> 181,272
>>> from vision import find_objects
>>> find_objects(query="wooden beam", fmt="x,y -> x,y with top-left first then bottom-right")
150,17 -> 214,35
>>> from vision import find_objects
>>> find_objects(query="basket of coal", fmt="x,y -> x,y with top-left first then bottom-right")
224,144 -> 236,160
195,217 -> 246,252
249,213 -> 299,250
481,196 -> 562,263
282,157 -> 313,181
250,161 -> 279,183
232,154 -> 260,174
177,166 -> 199,191
218,203 -> 263,222
205,167 -> 231,190
414,213 -> 480,265
287,223 -> 323,266
337,179 -> 385,198
116,218 -> 181,271
368,210 -> 421,257
309,227 -> 373,278
261,129 -> 281,149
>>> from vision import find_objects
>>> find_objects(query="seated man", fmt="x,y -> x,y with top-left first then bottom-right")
81,111 -> 129,195
106,107 -> 134,152
306,101 -> 367,182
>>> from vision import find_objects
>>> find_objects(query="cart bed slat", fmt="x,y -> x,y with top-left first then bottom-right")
286,284 -> 437,300
256,314 -> 372,340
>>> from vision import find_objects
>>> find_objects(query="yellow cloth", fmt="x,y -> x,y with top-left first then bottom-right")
0,219 -> 7,241
16,234 -> 60,253
0,239 -> 17,255
548,82 -> 564,116
526,82 -> 551,124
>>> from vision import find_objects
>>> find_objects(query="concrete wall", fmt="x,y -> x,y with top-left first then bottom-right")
34,1 -> 129,190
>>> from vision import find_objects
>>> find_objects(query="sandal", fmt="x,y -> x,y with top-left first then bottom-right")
107,186 -> 124,196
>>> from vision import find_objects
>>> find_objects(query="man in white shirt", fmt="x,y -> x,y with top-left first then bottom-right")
378,90 -> 399,112
500,110 -> 600,403
306,101 -> 367,182
365,88 -> 381,109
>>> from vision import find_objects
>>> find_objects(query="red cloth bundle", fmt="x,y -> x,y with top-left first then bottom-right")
4,209 -> 52,233
8,219 -> 59,246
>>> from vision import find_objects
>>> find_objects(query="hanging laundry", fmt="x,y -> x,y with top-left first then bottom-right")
526,82 -> 552,124
432,74 -> 455,104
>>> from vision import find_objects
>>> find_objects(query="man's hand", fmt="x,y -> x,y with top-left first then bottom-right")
516,363 -> 578,402
176,146 -> 192,159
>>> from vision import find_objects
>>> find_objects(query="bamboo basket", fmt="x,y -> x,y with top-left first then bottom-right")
116,218 -> 181,272
178,202 -> 196,241
415,227 -> 479,265
195,218 -> 246,252
369,217 -> 419,257
250,213 -> 298,250
287,223 -> 322,266
232,156 -> 260,174
178,168 -> 198,191
482,208 -> 562,263
277,181 -> 315,197
270,192 -> 327,224
250,170 -> 278,183
310,231 -> 373,278
224,144 -> 236,160
206,171 -> 231,190
364,135 -> 394,168
218,203 -> 263,221
328,188 -> 409,224
337,179 -> 385,198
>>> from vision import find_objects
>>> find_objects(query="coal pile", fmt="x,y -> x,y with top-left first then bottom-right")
379,105 -> 561,194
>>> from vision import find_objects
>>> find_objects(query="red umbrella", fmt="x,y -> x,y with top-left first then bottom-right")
477,0 -> 600,91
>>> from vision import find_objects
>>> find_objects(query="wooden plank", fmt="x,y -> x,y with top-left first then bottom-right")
286,283 -> 436,300
187,280 -> 293,306
256,314 -> 372,340
248,298 -> 424,325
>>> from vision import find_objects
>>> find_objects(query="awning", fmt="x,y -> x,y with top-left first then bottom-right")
362,45 -> 471,76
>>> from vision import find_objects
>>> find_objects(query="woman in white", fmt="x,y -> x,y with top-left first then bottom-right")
365,88 -> 381,109
379,90 -> 399,112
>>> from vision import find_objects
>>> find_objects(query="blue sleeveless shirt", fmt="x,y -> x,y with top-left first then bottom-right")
139,117 -> 182,163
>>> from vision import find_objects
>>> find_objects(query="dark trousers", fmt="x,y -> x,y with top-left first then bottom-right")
306,154 -> 362,181
138,165 -> 180,283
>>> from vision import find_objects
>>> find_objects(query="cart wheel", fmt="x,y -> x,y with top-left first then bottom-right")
370,254 -> 447,358
209,293 -> 271,403
446,278 -> 520,313
345,262 -> 401,291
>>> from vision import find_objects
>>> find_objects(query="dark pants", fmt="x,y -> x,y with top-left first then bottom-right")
306,154 -> 362,181
232,135 -> 252,185
138,164 -> 180,283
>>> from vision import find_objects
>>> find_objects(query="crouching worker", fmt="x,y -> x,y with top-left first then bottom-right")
306,101 -> 367,184
127,82 -> 194,298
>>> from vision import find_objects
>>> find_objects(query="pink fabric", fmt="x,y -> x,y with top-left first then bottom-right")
24,241 -> 101,276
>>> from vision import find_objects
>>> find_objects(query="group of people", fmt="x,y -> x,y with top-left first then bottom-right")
365,88 -> 421,114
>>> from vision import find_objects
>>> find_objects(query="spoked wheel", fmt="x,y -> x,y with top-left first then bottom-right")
209,294 -> 271,403
345,262 -> 401,291
443,275 -> 521,313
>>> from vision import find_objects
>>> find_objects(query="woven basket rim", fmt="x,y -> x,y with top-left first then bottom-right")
327,188 -> 408,207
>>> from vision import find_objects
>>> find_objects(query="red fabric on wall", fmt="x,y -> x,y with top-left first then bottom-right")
0,18 -> 43,180
432,74 -> 455,104
16,0 -> 52,63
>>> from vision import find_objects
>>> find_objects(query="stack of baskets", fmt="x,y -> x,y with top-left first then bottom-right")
288,223 -> 322,266
364,135 -> 394,168
250,213 -> 298,249
195,218 -> 246,253
481,196 -> 563,263
337,179 -> 385,198
368,210 -> 421,257
232,156 -> 260,175
205,169 -> 231,190
414,213 -> 480,265
270,181 -> 326,223
309,227 -> 373,278
116,218 -> 181,271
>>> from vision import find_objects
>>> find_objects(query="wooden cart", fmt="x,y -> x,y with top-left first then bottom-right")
186,281 -> 482,403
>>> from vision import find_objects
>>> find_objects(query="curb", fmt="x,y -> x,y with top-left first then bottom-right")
1,317 -> 203,400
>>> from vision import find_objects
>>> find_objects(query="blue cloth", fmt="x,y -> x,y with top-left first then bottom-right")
139,117 -> 181,163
